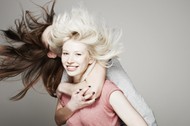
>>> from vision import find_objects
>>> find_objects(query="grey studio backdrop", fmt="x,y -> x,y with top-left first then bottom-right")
0,0 -> 190,126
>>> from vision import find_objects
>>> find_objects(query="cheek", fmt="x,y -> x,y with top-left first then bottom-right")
61,56 -> 67,64
81,58 -> 91,68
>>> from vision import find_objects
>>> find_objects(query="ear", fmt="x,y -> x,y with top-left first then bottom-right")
89,57 -> 95,64
47,51 -> 57,58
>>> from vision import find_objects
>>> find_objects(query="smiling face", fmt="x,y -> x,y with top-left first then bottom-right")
61,39 -> 93,83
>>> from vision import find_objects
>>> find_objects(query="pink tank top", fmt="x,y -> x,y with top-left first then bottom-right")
60,80 -> 122,126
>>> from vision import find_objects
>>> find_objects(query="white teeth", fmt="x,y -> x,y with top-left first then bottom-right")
66,66 -> 78,71
67,66 -> 77,68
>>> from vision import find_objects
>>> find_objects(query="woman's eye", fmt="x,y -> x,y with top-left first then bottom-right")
76,53 -> 82,56
63,52 -> 68,55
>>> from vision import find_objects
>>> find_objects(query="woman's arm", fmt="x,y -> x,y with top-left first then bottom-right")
56,81 -> 87,99
109,91 -> 148,126
107,58 -> 157,126
55,100 -> 72,126
85,62 -> 106,98
57,62 -> 106,99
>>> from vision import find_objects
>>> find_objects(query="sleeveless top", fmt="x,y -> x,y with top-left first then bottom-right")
60,80 -> 122,126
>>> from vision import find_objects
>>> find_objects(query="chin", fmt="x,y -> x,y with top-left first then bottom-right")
66,71 -> 77,77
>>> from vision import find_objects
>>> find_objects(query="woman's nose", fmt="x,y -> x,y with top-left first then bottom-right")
67,55 -> 74,63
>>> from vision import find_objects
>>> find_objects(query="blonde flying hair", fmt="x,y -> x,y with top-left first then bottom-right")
49,8 -> 122,67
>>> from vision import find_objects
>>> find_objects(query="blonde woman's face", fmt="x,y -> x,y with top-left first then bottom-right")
61,39 -> 93,82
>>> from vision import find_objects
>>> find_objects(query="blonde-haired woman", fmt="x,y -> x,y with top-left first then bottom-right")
48,8 -> 148,126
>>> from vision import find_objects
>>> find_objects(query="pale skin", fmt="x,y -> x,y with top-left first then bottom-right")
54,40 -> 99,125
54,40 -> 148,126
41,26 -> 106,125
41,26 -> 105,100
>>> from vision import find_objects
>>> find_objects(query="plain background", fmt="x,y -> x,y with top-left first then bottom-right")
0,0 -> 190,126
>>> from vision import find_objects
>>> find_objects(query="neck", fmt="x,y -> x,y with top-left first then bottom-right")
69,68 -> 88,83
72,74 -> 83,83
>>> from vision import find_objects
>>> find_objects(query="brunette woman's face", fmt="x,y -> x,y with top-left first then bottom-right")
41,25 -> 57,58
41,26 -> 52,48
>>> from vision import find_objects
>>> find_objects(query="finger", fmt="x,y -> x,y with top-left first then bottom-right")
81,96 -> 86,101
74,88 -> 83,94
78,86 -> 91,96
75,91 -> 80,95
83,92 -> 95,100
83,98 -> 96,105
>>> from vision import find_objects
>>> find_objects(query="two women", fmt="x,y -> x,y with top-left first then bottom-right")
0,0 -> 156,125
48,8 -> 148,126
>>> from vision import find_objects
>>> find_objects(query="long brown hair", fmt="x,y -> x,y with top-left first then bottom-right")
0,0 -> 64,100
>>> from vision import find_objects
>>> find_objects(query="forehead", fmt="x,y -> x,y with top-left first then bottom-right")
41,26 -> 52,48
63,40 -> 88,52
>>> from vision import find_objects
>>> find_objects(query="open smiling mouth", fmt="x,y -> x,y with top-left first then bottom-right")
66,65 -> 78,71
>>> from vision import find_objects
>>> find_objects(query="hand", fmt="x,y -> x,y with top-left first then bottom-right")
82,85 -> 97,99
67,86 -> 95,112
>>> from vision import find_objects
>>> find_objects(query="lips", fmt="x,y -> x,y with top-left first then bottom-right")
66,66 -> 78,71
